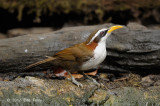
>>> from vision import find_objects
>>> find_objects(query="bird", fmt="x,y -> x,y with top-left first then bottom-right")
24,25 -> 123,87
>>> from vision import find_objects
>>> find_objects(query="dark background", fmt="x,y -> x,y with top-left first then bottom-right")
0,0 -> 160,37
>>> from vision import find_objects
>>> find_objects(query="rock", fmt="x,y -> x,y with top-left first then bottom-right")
104,87 -> 160,106
127,22 -> 147,30
88,89 -> 108,105
0,23 -> 160,73
0,33 -> 7,39
0,76 -> 160,105
7,27 -> 54,37
99,73 -> 109,79
141,75 -> 160,87
0,76 -> 98,105
148,25 -> 160,29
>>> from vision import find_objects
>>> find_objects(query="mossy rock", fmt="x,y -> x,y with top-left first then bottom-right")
104,87 -> 160,106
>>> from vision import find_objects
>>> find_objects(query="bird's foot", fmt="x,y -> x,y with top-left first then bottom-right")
71,77 -> 83,88
67,71 -> 83,88
82,72 -> 100,87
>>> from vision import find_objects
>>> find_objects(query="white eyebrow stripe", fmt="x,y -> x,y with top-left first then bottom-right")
87,28 -> 107,45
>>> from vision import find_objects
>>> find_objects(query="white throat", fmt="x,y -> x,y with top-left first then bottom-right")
81,41 -> 107,70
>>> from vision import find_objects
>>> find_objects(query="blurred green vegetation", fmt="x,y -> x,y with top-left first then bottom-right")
0,0 -> 160,23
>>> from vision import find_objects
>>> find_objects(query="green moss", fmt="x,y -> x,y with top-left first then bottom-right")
104,87 -> 160,106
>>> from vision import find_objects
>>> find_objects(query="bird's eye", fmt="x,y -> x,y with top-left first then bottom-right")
100,30 -> 107,37
100,31 -> 104,35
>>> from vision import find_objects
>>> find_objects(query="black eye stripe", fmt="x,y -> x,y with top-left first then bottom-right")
100,31 -> 104,34
93,30 -> 108,43
100,30 -> 108,37
93,29 -> 108,43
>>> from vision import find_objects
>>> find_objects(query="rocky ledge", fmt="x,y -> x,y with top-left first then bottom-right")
0,73 -> 160,105
0,23 -> 160,105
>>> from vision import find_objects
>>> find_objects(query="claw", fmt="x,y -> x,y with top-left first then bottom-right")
72,78 -> 83,88
67,71 -> 83,88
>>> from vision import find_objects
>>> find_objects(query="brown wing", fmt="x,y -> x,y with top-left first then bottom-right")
53,43 -> 93,71
54,43 -> 93,62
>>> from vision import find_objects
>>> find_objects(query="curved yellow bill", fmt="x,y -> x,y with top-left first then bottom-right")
108,25 -> 123,33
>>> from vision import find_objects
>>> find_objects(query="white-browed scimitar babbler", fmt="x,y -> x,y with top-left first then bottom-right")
24,25 -> 123,87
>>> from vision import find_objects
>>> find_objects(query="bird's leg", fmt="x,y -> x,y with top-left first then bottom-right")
82,72 -> 100,86
67,71 -> 83,88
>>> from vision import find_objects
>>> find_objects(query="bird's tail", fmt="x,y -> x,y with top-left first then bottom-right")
24,57 -> 56,70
